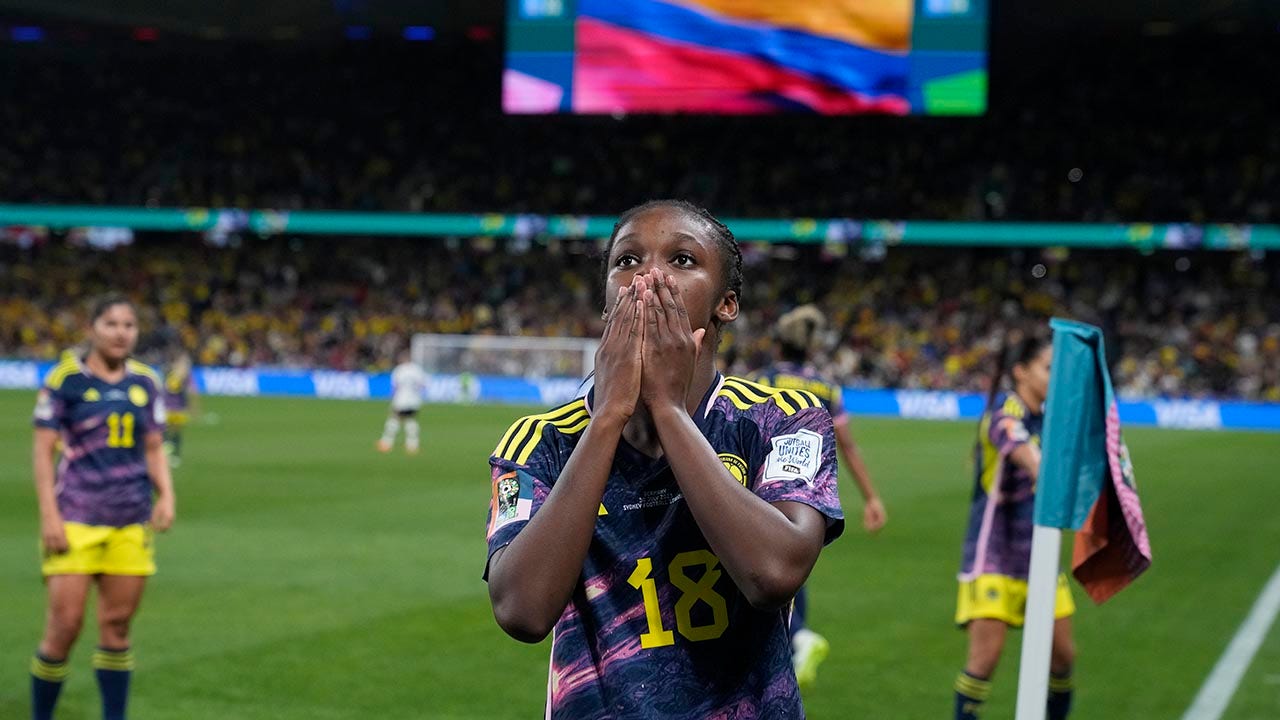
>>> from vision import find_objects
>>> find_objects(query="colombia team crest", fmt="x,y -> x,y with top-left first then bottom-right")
718,453 -> 749,487
128,385 -> 149,407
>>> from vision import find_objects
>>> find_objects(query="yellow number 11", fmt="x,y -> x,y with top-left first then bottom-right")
106,412 -> 135,448
627,550 -> 729,649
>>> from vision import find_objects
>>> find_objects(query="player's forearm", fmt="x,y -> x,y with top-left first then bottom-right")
1010,444 -> 1042,482
145,434 -> 174,498
32,438 -> 59,520
147,454 -> 174,499
488,414 -> 626,642
652,407 -> 821,610
835,424 -> 878,501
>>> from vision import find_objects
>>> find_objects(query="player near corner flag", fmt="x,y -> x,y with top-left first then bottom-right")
953,332 -> 1077,720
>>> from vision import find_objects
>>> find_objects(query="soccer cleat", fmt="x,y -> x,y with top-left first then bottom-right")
792,629 -> 829,690
377,439 -> 393,453
405,443 -> 420,456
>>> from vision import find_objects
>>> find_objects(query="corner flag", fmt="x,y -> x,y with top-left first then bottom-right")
1016,318 -> 1153,720
1037,318 -> 1152,601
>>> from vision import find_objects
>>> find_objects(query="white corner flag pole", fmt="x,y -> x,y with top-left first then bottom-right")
1014,524 -> 1063,720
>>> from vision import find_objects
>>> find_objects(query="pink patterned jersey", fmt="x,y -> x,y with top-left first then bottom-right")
485,374 -> 844,719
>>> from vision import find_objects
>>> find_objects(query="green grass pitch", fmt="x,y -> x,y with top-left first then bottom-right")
2,390 -> 1278,718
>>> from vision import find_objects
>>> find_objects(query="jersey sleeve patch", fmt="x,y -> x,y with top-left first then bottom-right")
33,388 -> 56,423
488,469 -> 535,539
761,428 -> 824,486
152,393 -> 168,427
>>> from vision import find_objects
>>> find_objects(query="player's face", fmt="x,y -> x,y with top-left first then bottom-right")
1017,345 -> 1052,406
605,208 -> 738,331
89,304 -> 139,363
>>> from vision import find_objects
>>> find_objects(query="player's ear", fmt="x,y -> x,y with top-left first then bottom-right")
716,291 -> 739,324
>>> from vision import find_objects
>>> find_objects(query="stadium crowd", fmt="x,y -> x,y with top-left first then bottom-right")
0,37 -> 1276,222
2,236 -> 1277,401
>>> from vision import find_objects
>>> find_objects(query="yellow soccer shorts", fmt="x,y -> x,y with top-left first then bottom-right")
41,522 -> 156,577
955,573 -> 1075,627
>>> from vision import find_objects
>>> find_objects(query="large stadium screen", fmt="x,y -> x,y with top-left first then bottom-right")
504,0 -> 987,116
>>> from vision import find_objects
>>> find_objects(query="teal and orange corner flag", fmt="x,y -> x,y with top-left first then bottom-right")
1037,318 -> 1153,603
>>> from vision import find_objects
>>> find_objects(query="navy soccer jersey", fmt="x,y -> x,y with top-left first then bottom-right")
485,374 -> 844,720
33,355 -> 166,527
749,361 -> 847,422
959,393 -> 1043,581
164,365 -> 192,415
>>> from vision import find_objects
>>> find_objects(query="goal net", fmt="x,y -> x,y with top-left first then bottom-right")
410,333 -> 599,381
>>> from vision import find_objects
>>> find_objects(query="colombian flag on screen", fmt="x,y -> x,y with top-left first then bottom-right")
507,0 -> 916,115
575,0 -> 912,114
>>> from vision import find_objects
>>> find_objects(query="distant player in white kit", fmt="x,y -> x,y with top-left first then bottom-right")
377,351 -> 427,455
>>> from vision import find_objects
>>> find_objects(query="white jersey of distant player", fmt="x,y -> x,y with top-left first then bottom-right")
390,362 -> 428,412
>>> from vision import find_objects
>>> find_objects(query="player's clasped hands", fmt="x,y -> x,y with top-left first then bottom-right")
594,270 -> 706,421
638,270 -> 705,412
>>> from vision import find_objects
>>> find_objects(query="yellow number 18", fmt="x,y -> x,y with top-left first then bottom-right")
627,550 -> 729,649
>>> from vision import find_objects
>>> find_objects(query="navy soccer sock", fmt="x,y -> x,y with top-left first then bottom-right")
954,670 -> 991,720
31,652 -> 69,720
1047,671 -> 1073,720
93,646 -> 135,720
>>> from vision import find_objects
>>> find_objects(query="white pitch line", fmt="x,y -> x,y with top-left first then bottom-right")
1181,562 -> 1280,720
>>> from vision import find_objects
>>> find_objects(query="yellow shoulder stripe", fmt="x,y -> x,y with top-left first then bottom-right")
495,399 -> 590,465
793,389 -> 822,408
126,359 -> 161,385
1002,395 -> 1026,419
977,414 -> 1000,493
43,357 -> 82,390
721,377 -> 815,416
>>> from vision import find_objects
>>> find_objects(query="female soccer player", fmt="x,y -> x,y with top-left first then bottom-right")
484,201 -> 845,719
751,304 -> 887,689
30,295 -> 176,720
953,333 -> 1076,720
162,349 -> 199,468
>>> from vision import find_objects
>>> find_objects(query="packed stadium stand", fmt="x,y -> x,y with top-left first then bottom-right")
3,237 -> 1276,399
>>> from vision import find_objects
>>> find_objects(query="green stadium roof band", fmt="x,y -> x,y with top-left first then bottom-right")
0,205 -> 1275,250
